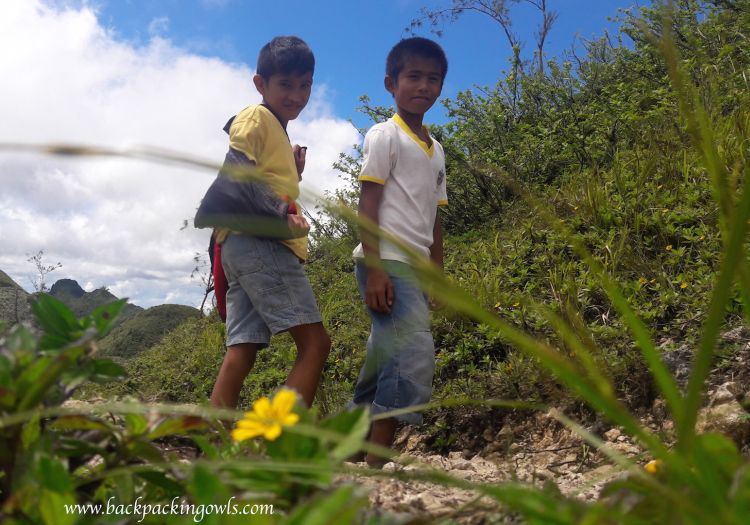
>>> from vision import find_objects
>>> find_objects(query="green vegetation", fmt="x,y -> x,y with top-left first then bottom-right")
2,1 -> 750,523
97,304 -> 201,360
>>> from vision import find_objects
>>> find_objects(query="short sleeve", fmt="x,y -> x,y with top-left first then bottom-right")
359,127 -> 394,185
229,109 -> 266,164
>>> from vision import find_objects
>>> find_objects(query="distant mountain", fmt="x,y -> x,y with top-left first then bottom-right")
1,273 -> 201,358
98,304 -> 201,359
0,269 -> 32,327
48,279 -> 143,322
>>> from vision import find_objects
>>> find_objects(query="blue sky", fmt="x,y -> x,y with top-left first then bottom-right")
97,0 -> 642,127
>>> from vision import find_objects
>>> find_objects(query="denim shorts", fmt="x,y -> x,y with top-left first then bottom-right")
351,260 -> 435,424
221,234 -> 322,347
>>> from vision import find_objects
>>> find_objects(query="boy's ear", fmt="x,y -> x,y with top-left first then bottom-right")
253,74 -> 266,96
384,75 -> 395,96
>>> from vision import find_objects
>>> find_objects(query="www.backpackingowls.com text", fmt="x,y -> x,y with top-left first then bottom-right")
64,497 -> 274,522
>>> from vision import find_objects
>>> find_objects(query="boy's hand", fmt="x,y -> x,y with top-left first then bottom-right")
365,268 -> 394,313
293,145 -> 307,180
287,213 -> 310,237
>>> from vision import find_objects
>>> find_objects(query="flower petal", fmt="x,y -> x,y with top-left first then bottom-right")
263,423 -> 282,441
235,414 -> 264,428
282,413 -> 299,427
232,427 -> 263,442
272,389 -> 298,416
252,397 -> 272,418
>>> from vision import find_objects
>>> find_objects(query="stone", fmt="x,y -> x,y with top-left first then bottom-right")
604,428 -> 621,441
697,400 -> 750,446
709,382 -> 740,407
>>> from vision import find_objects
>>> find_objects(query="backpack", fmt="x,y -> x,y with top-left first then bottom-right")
208,232 -> 228,322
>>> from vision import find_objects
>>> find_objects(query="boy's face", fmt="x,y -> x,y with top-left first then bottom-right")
386,55 -> 443,116
253,71 -> 313,124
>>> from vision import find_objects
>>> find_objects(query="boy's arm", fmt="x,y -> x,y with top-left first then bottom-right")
227,149 -> 309,237
359,181 -> 394,313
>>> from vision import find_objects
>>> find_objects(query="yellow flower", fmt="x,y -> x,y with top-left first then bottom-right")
494,302 -> 501,309
232,389 -> 300,442
638,277 -> 647,285
665,245 -> 673,251
680,282 -> 688,289
644,459 -> 663,474
699,235 -> 705,241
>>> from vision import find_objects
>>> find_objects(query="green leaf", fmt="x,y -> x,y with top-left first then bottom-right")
320,408 -> 369,462
31,294 -> 81,346
89,359 -> 126,382
86,299 -> 127,337
147,415 -> 206,440
38,489 -> 76,525
38,456 -> 73,493
285,485 -> 367,525
49,415 -> 114,433
126,440 -> 164,463
21,416 -> 41,450
189,463 -> 230,504
124,413 -> 148,435
191,435 -> 219,460
16,356 -> 53,394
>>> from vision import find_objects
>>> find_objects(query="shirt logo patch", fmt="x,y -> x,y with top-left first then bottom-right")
437,169 -> 445,187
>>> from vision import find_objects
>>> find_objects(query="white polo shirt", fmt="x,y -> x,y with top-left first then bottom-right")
353,113 -> 448,264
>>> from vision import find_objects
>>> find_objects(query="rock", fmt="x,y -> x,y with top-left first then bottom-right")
708,382 -> 741,407
604,428 -> 621,441
721,326 -> 748,343
697,400 -> 750,446
661,342 -> 693,386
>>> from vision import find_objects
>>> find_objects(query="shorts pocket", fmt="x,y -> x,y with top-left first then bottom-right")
258,283 -> 292,312
234,253 -> 263,276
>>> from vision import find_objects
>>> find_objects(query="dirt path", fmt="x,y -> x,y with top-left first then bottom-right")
341,411 -> 646,523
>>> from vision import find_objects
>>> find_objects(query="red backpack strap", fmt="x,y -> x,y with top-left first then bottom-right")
212,237 -> 228,323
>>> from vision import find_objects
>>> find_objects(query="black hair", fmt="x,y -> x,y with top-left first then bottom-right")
257,36 -> 315,79
386,37 -> 448,82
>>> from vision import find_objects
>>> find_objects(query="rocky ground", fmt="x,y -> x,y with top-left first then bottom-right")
340,332 -> 750,524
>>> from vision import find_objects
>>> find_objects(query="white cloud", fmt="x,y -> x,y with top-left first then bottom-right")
148,16 -> 169,37
0,0 -> 359,308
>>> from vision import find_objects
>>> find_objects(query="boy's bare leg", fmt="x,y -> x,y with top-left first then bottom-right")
286,322 -> 331,407
210,343 -> 259,409
366,417 -> 399,468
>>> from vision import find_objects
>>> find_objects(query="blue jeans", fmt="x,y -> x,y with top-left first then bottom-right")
352,260 -> 435,424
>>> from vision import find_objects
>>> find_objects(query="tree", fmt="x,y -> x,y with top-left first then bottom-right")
406,0 -> 558,74
26,250 -> 62,293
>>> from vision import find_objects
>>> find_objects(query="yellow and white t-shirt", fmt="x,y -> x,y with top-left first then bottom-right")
353,113 -> 448,264
217,104 -> 307,261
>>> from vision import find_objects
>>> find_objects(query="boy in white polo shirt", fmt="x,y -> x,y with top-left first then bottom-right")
351,37 -> 448,467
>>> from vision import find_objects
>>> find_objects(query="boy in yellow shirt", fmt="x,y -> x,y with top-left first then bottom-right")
208,36 -> 330,409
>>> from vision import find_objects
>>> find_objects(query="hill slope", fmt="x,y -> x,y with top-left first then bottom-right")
0,270 -> 32,327
98,304 -> 201,359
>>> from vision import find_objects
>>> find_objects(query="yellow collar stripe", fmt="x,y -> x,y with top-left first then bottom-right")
393,113 -> 434,158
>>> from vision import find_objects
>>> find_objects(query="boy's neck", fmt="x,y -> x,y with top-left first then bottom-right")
395,108 -> 426,137
262,100 -> 288,130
